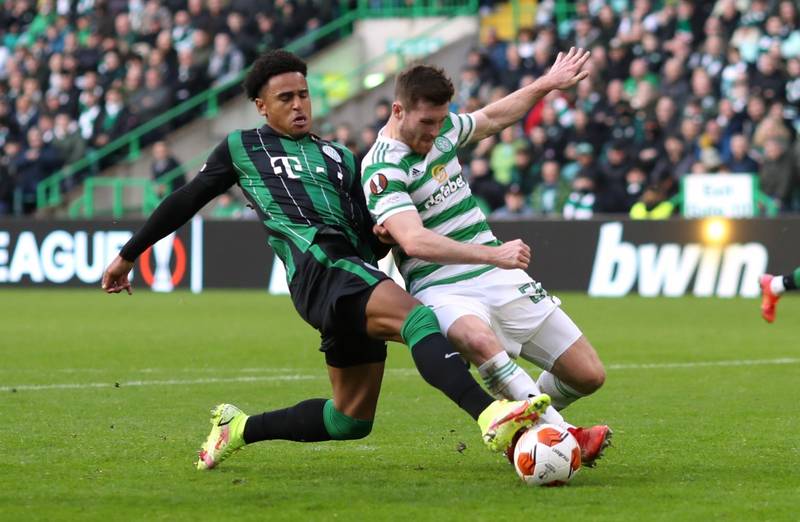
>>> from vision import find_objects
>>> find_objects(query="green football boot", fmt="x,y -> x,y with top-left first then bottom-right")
196,403 -> 248,470
478,394 -> 551,452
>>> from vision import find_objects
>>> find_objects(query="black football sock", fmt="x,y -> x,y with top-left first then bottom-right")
243,398 -> 331,443
401,305 -> 494,420
784,267 -> 800,291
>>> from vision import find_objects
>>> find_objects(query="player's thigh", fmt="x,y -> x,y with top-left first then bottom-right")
447,314 -> 505,366
518,307 -> 583,371
415,283 -> 491,336
549,335 -> 605,393
364,279 -> 420,342
327,361 -> 385,420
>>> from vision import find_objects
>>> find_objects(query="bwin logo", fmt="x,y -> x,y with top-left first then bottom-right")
588,222 -> 767,298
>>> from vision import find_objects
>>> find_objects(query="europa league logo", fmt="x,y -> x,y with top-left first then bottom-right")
140,233 -> 186,292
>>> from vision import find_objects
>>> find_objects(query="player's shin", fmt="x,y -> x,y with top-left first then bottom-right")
402,305 -> 494,420
536,371 -> 587,411
478,351 -> 569,428
244,398 -> 333,443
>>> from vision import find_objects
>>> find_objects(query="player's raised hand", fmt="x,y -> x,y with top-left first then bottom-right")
543,47 -> 591,91
489,239 -> 531,270
101,255 -> 134,294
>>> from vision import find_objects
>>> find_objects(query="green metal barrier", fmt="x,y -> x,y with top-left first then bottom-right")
354,0 -> 478,17
69,147 -> 211,218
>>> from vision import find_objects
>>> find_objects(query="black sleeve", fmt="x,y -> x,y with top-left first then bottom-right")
119,139 -> 237,261
349,154 -> 392,260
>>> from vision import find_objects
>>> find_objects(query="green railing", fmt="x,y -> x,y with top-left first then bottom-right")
69,147 -> 210,218
354,0 -> 478,17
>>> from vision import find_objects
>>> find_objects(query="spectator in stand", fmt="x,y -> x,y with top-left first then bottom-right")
623,57 -> 659,99
52,112 -> 86,176
606,39 -> 632,82
570,142 -> 601,183
208,33 -> 245,89
652,135 -> 696,195
14,127 -> 61,214
491,184 -> 535,220
659,57 -> 691,108
690,68 -> 719,121
509,146 -> 538,196
530,159 -> 569,216
171,10 -> 194,50
357,126 -> 378,163
211,191 -> 246,219
227,11 -> 259,64
93,87 -> 129,149
13,95 -> 38,136
174,47 -> 207,118
77,90 -> 102,142
724,134 -> 760,174
0,141 -> 20,215
750,53 -> 786,102
563,174 -> 595,220
760,137 -> 798,210
467,156 -> 504,213
501,45 -> 526,93
629,185 -> 675,220
490,126 -> 523,186
151,140 -> 186,195
129,68 -> 172,141
574,16 -> 601,51
363,100 -> 387,135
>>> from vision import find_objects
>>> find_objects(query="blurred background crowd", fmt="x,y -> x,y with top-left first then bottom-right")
2,0 -> 800,219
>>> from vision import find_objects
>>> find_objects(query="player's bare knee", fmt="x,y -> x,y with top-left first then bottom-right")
460,329 -> 502,362
577,365 -> 606,394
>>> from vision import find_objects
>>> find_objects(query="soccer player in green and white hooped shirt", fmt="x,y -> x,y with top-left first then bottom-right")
362,48 -> 612,465
101,50 -> 551,471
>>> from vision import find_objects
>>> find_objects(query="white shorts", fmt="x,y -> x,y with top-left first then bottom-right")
414,268 -> 582,371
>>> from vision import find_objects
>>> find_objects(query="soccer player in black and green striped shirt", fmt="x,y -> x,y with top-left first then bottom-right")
101,50 -> 550,470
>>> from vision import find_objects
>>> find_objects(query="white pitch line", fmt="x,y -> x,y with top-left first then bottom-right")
0,374 -> 319,392
605,357 -> 800,370
2,358 -> 799,392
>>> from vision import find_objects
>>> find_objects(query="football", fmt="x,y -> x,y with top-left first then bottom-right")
513,424 -> 581,486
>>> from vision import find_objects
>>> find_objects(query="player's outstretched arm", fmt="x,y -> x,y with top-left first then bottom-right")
381,211 -> 530,269
469,47 -> 590,143
101,140 -> 237,295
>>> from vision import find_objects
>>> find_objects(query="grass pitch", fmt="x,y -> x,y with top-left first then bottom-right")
1,290 -> 798,521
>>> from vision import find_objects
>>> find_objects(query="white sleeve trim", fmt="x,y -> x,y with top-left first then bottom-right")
375,205 -> 417,225
457,113 -> 477,147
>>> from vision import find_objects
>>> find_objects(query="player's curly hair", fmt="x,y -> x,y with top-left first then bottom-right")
395,64 -> 454,109
243,50 -> 307,100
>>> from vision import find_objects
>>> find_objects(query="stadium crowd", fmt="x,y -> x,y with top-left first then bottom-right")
2,0 -> 800,219
0,0 -> 344,214
333,0 -> 800,219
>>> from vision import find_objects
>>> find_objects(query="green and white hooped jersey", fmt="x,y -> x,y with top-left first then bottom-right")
361,112 -> 500,295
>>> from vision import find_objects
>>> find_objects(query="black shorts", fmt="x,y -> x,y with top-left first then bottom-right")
288,233 -> 390,368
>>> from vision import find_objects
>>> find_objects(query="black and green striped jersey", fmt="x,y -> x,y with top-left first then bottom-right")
119,125 -> 384,279
228,125 -> 379,266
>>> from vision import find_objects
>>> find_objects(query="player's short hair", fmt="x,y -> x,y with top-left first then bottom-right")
243,50 -> 307,100
395,64 -> 454,109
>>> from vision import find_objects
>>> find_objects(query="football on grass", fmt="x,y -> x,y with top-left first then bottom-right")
513,424 -> 581,486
